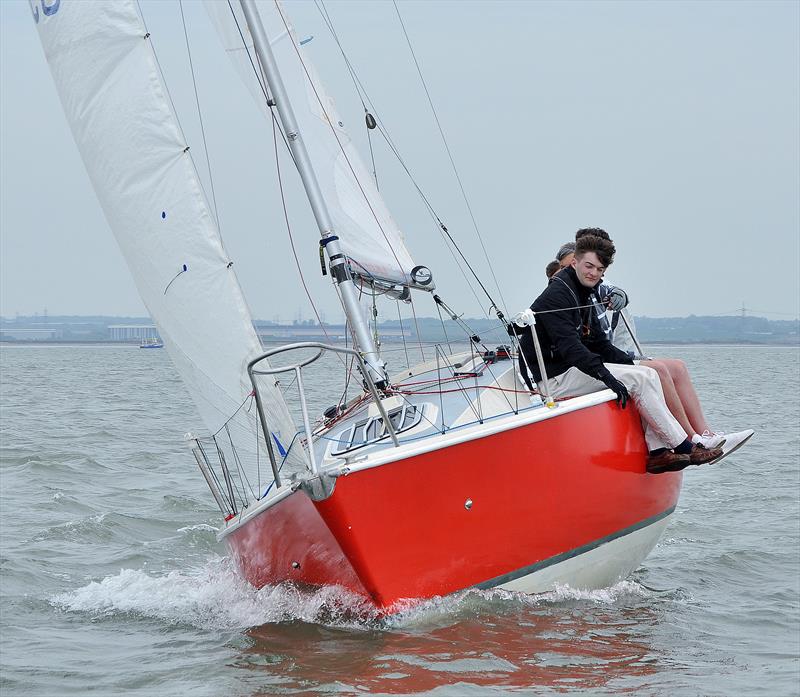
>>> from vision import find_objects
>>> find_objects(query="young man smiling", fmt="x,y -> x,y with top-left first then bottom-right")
517,234 -> 722,473
557,227 -> 734,451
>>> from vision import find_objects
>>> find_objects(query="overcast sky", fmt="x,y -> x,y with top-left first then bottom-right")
2,0 -> 798,323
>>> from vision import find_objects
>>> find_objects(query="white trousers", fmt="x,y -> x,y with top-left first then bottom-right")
538,364 -> 688,452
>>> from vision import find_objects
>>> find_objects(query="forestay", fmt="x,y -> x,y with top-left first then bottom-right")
205,0 -> 420,289
32,0 -> 304,475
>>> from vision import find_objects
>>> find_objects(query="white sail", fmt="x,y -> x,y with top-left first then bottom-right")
32,0 -> 303,474
206,0 -> 420,289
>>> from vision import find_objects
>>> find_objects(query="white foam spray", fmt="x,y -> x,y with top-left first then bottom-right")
52,558 -> 654,632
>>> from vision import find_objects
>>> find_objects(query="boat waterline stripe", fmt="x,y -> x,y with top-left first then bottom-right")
474,505 -> 676,590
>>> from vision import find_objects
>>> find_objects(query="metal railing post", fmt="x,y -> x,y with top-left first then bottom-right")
295,367 -> 319,474
530,313 -> 556,408
191,440 -> 231,516
247,364 -> 282,488
247,343 -> 401,482
357,354 -> 400,447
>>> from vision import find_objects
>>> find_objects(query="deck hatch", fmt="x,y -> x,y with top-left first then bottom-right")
331,404 -> 423,456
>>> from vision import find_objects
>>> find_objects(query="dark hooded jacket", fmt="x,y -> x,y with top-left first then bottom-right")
515,266 -> 633,385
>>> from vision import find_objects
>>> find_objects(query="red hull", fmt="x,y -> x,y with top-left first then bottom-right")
225,401 -> 681,609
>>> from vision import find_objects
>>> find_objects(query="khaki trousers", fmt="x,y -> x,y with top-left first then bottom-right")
538,363 -> 687,452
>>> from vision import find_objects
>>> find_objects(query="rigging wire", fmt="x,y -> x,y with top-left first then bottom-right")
315,0 -> 438,222
333,282 -> 360,411
178,0 -> 221,231
229,0 -> 398,360
274,3 -> 409,283
225,1 -> 299,170
225,424 -> 258,501
391,0 -> 509,319
434,300 -> 453,355
196,440 -> 234,512
271,115 -> 349,367
313,0 -> 497,319
315,0 -> 379,189
371,292 -> 381,354
315,0 -> 441,222
135,2 -> 225,239
396,301 -> 412,374
408,295 -> 427,363
225,0 -> 350,363
433,295 -> 489,351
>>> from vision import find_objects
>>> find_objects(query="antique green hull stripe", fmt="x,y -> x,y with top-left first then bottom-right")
475,505 -> 677,590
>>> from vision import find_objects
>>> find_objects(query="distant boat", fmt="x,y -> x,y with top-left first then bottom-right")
139,337 -> 163,349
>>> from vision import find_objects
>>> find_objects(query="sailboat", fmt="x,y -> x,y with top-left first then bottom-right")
139,337 -> 164,349
34,0 -> 683,611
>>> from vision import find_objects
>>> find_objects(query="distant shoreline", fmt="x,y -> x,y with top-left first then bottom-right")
2,340 -> 798,347
4,314 -> 797,346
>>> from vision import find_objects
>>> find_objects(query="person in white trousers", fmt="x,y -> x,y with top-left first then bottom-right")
517,233 -> 722,473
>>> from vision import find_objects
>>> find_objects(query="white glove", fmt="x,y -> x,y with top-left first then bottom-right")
512,308 -> 535,327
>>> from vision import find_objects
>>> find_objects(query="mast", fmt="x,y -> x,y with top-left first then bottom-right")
239,0 -> 387,386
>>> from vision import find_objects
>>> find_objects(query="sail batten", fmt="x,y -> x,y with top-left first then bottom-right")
33,0 -> 303,474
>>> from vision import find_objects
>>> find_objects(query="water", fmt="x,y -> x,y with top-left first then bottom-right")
1,344 -> 798,696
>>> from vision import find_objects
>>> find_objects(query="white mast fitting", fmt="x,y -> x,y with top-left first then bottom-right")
239,0 -> 389,385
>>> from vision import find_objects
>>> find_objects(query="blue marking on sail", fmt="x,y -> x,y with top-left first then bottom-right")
272,433 -> 287,457
42,0 -> 61,17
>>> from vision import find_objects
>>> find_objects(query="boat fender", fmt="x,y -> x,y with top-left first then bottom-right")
300,473 -> 337,501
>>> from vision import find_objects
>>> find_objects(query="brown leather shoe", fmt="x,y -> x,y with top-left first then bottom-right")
646,450 -> 691,474
689,443 -> 723,465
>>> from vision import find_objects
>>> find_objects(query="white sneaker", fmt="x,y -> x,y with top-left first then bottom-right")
709,429 -> 755,465
692,430 -> 726,449
719,429 -> 755,455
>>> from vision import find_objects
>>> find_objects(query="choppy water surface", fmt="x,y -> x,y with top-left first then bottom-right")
1,344 -> 798,696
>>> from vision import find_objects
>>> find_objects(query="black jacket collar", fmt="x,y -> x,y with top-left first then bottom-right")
554,266 -> 595,302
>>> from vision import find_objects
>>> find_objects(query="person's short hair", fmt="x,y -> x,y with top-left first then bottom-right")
575,234 -> 615,267
555,242 -> 575,262
545,260 -> 560,278
575,227 -> 611,242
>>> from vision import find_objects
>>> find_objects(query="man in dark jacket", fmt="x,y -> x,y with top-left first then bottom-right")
555,227 -> 734,451
516,234 -> 721,473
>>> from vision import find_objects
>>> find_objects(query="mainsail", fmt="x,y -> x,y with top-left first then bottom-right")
206,0 -> 421,289
32,0 -> 303,473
